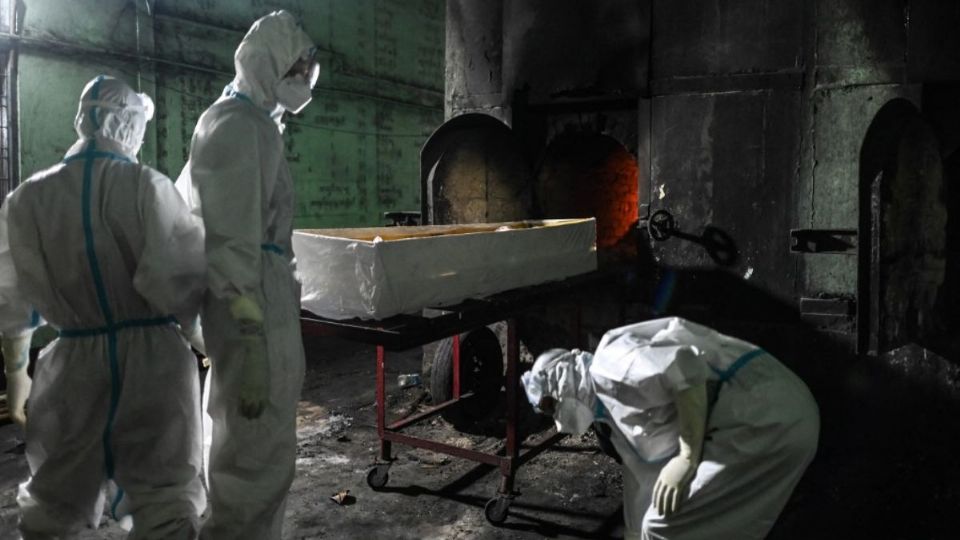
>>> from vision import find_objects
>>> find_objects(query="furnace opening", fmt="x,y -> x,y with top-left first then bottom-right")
535,132 -> 640,251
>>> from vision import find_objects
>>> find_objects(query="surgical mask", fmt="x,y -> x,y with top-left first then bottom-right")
275,75 -> 312,114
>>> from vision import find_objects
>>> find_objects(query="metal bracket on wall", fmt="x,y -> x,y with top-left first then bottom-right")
799,297 -> 856,331
638,203 -> 651,223
789,229 -> 857,254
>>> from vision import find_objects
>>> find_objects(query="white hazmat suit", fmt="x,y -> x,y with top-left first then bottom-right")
176,10 -> 314,539
0,75 -> 207,538
522,317 -> 820,540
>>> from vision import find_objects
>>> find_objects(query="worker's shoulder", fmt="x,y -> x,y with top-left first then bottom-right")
81,152 -> 169,187
99,159 -> 174,203
197,98 -> 273,137
16,158 -> 168,199
2,162 -> 68,212
23,160 -> 68,182
132,162 -> 174,186
14,161 -> 69,192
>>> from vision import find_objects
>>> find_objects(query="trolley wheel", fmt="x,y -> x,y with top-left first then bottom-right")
366,465 -> 390,490
430,327 -> 504,422
484,496 -> 511,525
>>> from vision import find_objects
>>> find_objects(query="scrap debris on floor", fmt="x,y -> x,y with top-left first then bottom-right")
0,335 -> 625,540
1,332 -> 957,539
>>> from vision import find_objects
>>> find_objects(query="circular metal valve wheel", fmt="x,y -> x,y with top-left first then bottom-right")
647,209 -> 675,241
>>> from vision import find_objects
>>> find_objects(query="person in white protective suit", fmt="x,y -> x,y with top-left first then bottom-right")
176,10 -> 317,539
522,317 -> 820,540
0,75 -> 207,538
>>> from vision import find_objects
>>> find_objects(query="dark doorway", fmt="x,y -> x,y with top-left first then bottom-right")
858,99 -> 947,355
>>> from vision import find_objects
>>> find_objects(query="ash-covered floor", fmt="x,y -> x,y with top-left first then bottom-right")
2,331 -> 958,539
0,335 -> 626,539
272,334 -> 627,539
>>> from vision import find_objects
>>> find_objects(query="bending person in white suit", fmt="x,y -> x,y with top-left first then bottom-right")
522,317 -> 819,539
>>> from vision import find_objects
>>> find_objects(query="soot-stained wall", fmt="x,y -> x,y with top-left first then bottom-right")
445,0 -> 960,349
5,0 -> 445,229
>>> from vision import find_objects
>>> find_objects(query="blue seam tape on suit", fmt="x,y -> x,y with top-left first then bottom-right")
261,243 -> 284,255
110,487 -> 125,520
225,84 -> 272,117
77,138 -> 120,480
69,135 -> 173,486
710,348 -> 765,383
592,348 -> 766,465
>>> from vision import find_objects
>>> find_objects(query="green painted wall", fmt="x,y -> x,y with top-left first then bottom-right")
9,0 -> 444,228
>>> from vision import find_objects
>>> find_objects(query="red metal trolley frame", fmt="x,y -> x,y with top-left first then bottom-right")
299,272 -> 598,523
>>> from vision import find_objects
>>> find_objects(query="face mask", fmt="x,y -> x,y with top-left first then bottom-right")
275,75 -> 312,114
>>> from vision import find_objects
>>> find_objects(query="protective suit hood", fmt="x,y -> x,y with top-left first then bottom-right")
73,75 -> 154,160
522,348 -> 597,436
232,10 -> 315,112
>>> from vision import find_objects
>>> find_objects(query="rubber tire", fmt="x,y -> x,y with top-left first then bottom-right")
366,466 -> 389,490
484,497 -> 510,525
430,327 -> 504,421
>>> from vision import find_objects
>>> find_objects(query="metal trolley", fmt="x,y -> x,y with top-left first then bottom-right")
299,272 -> 598,525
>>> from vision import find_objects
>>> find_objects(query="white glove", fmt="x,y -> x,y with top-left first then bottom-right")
2,332 -> 34,428
230,296 -> 268,419
653,382 -> 707,517
653,453 -> 697,517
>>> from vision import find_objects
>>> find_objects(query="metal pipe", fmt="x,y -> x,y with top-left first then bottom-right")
382,431 -> 502,466
501,317 -> 519,491
387,391 -> 475,431
376,345 -> 391,462
0,31 -> 442,111
0,30 -> 232,77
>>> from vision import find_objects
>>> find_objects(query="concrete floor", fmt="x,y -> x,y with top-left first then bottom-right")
0,335 -> 625,539
2,330 -> 958,539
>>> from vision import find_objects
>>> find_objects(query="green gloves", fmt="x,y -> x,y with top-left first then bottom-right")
230,295 -> 269,419
653,381 -> 708,517
2,332 -> 34,428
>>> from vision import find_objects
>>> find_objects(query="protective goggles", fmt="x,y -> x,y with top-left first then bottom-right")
286,47 -> 320,89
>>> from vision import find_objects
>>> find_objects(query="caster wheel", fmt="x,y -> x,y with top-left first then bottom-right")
366,466 -> 389,490
484,496 -> 511,525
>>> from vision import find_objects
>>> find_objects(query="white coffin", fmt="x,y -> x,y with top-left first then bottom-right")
293,218 -> 597,320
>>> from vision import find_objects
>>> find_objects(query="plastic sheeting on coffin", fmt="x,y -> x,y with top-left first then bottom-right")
292,218 -> 597,320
